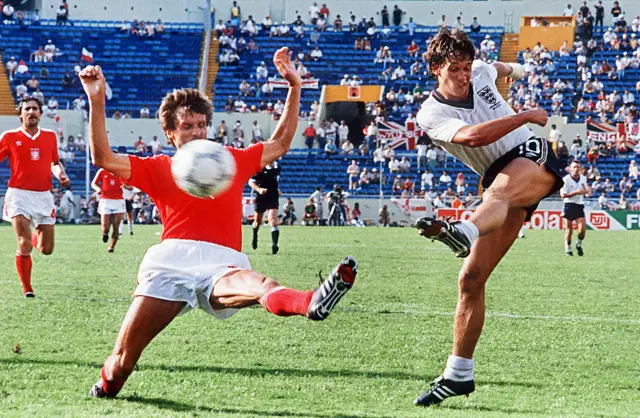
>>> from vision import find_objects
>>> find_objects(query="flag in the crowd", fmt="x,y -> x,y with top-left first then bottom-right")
16,60 -> 28,74
586,121 -> 618,144
376,119 -> 422,150
105,81 -> 112,100
267,77 -> 319,89
81,47 -> 94,62
626,122 -> 639,150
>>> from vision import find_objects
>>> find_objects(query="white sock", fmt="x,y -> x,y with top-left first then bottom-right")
118,223 -> 123,235
128,221 -> 133,233
576,239 -> 582,247
454,220 -> 479,244
443,355 -> 474,381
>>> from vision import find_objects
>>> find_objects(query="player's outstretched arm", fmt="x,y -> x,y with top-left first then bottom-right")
261,47 -> 302,167
491,62 -> 525,80
79,65 -> 132,180
451,109 -> 548,148
51,161 -> 70,188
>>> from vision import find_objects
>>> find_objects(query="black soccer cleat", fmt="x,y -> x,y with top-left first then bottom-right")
88,379 -> 114,399
272,244 -> 279,255
414,376 -> 475,407
576,245 -> 584,256
108,247 -> 114,253
24,292 -> 35,298
102,233 -> 108,243
566,248 -> 573,256
307,256 -> 357,321
415,217 -> 472,258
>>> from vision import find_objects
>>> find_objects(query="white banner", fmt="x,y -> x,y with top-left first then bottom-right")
267,78 -> 319,89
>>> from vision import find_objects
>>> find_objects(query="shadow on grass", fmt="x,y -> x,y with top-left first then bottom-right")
120,395 -> 395,418
0,357 -> 543,389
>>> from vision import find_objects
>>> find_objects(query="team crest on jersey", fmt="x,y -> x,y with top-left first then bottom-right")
15,140 -> 22,146
30,148 -> 40,161
477,86 -> 501,110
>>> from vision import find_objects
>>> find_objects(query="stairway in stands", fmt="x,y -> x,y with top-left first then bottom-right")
0,54 -> 16,115
205,34 -> 219,100
496,33 -> 519,99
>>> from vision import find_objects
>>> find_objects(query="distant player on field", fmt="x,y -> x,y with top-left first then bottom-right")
80,48 -> 357,399
1,96 -> 70,297
560,160 -> 591,256
122,184 -> 135,235
91,168 -> 125,252
249,161 -> 281,254
413,29 -> 564,406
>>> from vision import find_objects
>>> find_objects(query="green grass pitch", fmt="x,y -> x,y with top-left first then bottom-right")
1,224 -> 639,417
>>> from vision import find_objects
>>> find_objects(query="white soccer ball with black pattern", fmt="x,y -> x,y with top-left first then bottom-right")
171,140 -> 237,198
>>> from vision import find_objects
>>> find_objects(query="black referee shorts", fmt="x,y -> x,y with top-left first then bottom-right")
255,194 -> 279,214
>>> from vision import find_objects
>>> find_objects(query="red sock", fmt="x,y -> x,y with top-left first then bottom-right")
15,254 -> 33,294
101,367 -> 127,396
262,287 -> 313,317
31,233 -> 38,249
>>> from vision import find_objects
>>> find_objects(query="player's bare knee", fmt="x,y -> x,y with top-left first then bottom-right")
458,269 -> 488,296
17,237 -> 33,255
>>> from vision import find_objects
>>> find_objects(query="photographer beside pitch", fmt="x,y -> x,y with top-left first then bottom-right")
80,47 -> 357,399
413,29 -> 564,406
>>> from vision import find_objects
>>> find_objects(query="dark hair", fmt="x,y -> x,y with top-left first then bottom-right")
17,95 -> 44,114
159,88 -> 212,141
425,28 -> 475,77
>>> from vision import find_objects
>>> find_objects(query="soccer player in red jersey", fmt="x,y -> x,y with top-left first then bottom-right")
91,168 -> 126,252
80,48 -> 358,399
1,96 -> 70,297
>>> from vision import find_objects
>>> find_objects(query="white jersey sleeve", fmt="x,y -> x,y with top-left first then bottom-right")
416,108 -> 468,143
472,60 -> 498,81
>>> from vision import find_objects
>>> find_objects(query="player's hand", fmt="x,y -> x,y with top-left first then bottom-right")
273,47 -> 301,87
79,65 -> 107,103
59,173 -> 70,188
258,188 -> 267,195
526,109 -> 548,127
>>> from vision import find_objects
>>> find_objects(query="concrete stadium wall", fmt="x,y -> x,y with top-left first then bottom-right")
203,0 -> 640,30
39,0 -> 209,23
0,110 -> 84,139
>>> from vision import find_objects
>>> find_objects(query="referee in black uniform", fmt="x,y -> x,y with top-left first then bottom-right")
249,162 -> 281,254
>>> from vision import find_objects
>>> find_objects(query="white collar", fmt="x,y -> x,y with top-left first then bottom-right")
20,128 -> 41,140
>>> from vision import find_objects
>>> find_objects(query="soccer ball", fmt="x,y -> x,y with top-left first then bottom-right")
171,140 -> 237,198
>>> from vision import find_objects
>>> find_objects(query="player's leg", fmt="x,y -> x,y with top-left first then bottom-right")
415,207 -> 526,407
564,217 -> 574,256
34,224 -> 55,255
126,207 -> 134,235
252,210 -> 264,249
11,215 -> 35,296
108,214 -> 123,252
210,256 -> 358,320
268,208 -> 279,254
89,296 -> 185,398
417,158 -> 558,257
100,214 -> 110,243
575,217 -> 586,256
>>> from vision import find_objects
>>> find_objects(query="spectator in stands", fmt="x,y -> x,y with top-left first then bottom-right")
229,1 -> 241,25
401,178 -> 415,198
391,5 -> 404,26
15,82 -> 27,98
26,76 -> 39,91
334,15 -> 343,30
324,139 -> 337,156
593,0 -> 604,26
564,4 -> 575,16
44,40 -> 56,62
480,35 -> 495,55
629,160 -> 638,180
453,16 -> 464,31
148,136 -> 162,155
32,89 -> 44,104
310,46 -> 323,61
133,136 -> 146,153
138,106 -> 150,119
398,156 -> 410,173
611,1 -> 622,21
407,41 -> 419,58
346,160 -> 360,190
591,175 -> 603,192
439,170 -> 452,187
30,46 -> 46,63
392,65 -> 406,80
388,157 -> 400,174
301,122 -> 316,148
5,56 -> 17,81
383,145 -> 395,161
455,173 -> 466,195
55,5 -> 68,26
341,139 -> 355,156
234,95 -> 247,111
365,18 -> 376,37
421,169 -> 434,191
603,177 -> 615,192
391,175 -> 403,195
73,134 -> 85,152
426,145 -> 438,170
378,205 -> 391,227
358,168 -> 371,188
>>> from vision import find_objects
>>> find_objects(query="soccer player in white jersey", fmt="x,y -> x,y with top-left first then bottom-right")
1,96 -> 70,297
560,160 -> 591,256
413,29 -> 565,406
80,48 -> 357,399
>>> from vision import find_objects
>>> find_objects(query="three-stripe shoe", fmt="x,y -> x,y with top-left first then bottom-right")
88,379 -> 113,398
415,217 -> 472,258
414,376 -> 475,407
307,256 -> 357,321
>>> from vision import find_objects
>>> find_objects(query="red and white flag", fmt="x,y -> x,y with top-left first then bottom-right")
16,60 -> 28,74
81,47 -> 94,62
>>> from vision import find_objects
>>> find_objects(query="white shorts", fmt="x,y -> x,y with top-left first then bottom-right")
135,239 -> 252,319
2,187 -> 55,227
98,198 -> 125,215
